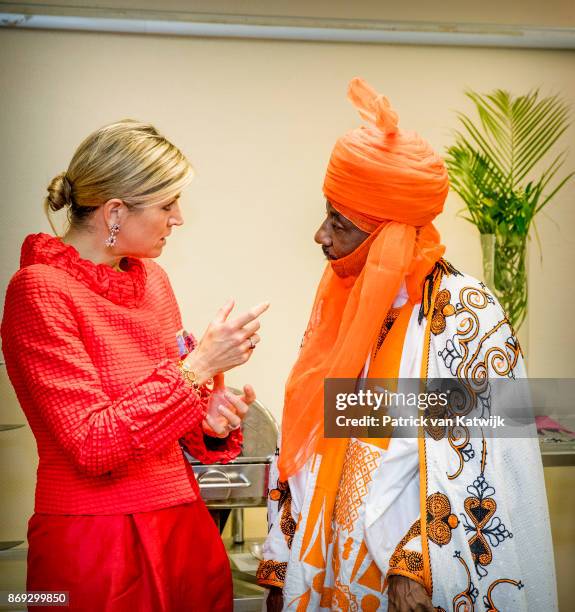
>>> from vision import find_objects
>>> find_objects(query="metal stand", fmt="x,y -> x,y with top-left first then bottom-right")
231,507 -> 245,544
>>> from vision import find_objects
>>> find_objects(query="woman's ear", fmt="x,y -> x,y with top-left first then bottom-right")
101,198 -> 126,228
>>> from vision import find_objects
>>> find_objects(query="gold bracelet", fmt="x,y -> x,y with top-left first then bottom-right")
178,359 -> 201,391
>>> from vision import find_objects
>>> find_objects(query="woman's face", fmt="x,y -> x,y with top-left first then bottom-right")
115,194 -> 184,259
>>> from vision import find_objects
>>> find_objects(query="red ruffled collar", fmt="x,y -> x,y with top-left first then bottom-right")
20,233 -> 147,308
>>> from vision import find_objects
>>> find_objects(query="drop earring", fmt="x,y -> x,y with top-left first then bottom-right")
105,223 -> 120,247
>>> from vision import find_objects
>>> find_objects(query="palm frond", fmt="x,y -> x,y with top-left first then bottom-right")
446,88 -> 572,330
536,170 -> 575,214
447,88 -> 572,235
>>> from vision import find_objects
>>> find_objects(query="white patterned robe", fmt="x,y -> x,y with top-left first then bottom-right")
258,269 -> 557,612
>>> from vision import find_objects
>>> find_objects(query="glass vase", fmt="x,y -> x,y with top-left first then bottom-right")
480,232 -> 528,331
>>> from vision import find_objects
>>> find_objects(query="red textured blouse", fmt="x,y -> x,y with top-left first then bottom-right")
1,233 -> 241,515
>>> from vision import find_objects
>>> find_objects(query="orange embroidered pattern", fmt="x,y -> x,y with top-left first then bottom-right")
389,493 -> 459,585
334,441 -> 380,532
280,495 -> 296,549
388,519 -> 425,580
464,493 -> 498,571
268,479 -> 295,548
373,307 -> 401,357
460,442 -> 512,578
427,492 -> 459,546
431,288 -> 456,335
256,560 -> 287,588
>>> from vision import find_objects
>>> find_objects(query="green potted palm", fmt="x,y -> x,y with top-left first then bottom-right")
446,89 -> 573,330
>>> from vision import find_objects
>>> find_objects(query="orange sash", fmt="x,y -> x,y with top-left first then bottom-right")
299,304 -> 413,575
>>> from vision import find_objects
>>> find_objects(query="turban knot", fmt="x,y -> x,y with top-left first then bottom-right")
347,76 -> 399,135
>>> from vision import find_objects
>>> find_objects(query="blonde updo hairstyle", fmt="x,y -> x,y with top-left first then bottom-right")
44,120 -> 194,233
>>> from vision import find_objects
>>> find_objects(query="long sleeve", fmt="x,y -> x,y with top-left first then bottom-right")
386,516 -> 429,592
2,268 -> 208,477
257,451 -> 295,588
181,422 -> 243,464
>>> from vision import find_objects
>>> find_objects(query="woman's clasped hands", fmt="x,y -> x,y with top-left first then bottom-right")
202,374 -> 255,438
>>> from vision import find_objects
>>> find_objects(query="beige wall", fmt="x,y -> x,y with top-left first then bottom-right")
0,22 -> 574,608
6,0 -> 575,27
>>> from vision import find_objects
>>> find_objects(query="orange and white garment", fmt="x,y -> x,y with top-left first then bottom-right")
259,286 -> 424,609
259,272 -> 557,611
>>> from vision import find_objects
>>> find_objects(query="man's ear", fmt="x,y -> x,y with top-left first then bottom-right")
101,198 -> 126,227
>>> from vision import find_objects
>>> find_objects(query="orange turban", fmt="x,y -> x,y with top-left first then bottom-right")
278,77 -> 449,481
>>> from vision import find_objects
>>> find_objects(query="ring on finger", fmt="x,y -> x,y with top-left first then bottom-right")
248,336 -> 256,350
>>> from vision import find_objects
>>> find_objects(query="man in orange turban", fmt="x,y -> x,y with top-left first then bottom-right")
257,78 -> 556,612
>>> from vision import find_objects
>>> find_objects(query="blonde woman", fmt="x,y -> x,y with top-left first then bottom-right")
1,120 -> 268,611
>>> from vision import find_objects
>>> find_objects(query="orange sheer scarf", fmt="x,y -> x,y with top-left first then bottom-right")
278,78 -> 448,481
297,303 -> 413,579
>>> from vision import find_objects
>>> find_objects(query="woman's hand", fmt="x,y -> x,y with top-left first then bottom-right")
388,575 -> 434,612
183,300 -> 269,384
202,375 -> 255,438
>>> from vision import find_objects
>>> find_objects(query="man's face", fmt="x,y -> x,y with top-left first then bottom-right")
314,201 -> 370,260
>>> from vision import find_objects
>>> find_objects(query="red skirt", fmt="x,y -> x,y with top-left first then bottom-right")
27,501 -> 233,612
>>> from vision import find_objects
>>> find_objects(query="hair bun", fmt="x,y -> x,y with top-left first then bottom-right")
45,172 -> 73,212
